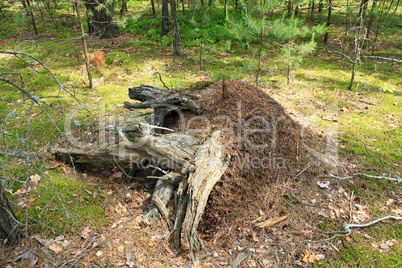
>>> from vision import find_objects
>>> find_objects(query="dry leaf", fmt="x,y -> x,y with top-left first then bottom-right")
387,199 -> 395,205
81,227 -> 91,239
344,236 -> 352,242
302,251 -> 320,263
317,210 -> 329,218
361,233 -> 374,240
117,245 -> 124,252
33,234 -> 49,246
45,161 -> 60,169
12,189 -> 26,196
48,243 -> 63,253
391,209 -> 402,216
29,174 -> 41,183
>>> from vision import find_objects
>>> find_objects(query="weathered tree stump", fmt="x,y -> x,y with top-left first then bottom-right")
51,84 -> 229,257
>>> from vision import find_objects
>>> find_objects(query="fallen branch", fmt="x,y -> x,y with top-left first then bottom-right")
308,215 -> 402,242
317,173 -> 401,183
342,215 -> 402,236
361,55 -> 402,63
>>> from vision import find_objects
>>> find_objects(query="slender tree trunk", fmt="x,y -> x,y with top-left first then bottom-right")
170,0 -> 181,56
85,0 -> 119,38
151,0 -> 156,15
358,0 -> 370,18
119,0 -> 128,15
37,1 -> 46,24
311,0 -> 315,17
161,0 -> 169,37
318,0 -> 323,13
208,0 -> 212,7
349,16 -> 364,90
394,0 -> 400,13
371,0 -> 391,54
25,0 -> 38,35
0,182 -> 22,245
182,0 -> 185,14
256,25 -> 264,87
287,0 -> 292,16
366,0 -> 377,39
199,9 -> 204,69
323,0 -> 332,43
75,2 -> 93,89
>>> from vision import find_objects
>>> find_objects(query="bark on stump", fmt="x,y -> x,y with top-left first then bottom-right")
0,182 -> 22,245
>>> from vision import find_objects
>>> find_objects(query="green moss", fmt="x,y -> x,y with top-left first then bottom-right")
17,169 -> 109,234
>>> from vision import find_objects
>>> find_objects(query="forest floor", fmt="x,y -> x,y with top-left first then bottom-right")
1,4 -> 402,267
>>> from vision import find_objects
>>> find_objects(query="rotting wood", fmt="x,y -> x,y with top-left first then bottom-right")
124,85 -> 201,127
172,177 -> 189,249
181,131 -> 229,257
50,133 -> 200,171
142,177 -> 176,228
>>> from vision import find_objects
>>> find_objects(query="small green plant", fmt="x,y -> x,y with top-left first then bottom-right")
13,12 -> 27,25
126,39 -> 135,45
382,87 -> 394,94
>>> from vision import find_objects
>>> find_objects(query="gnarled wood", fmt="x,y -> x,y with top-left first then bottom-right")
182,131 -> 229,256
50,133 -> 201,171
124,85 -> 200,127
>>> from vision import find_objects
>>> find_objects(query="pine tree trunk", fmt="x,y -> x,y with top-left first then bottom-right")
323,0 -> 332,43
318,0 -> 323,13
182,0 -> 185,14
119,0 -> 128,15
161,0 -> 170,37
366,0 -> 377,39
75,2 -> 93,89
170,0 -> 181,56
151,0 -> 156,15
0,182 -> 22,245
85,0 -> 119,38
287,0 -> 292,16
24,0 -> 38,35
310,0 -> 315,17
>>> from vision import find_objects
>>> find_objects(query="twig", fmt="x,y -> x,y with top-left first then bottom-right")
153,72 -> 171,91
0,50 -> 90,113
308,215 -> 402,242
347,132 -> 400,180
316,173 -> 401,183
361,55 -> 402,63
358,99 -> 377,106
349,190 -> 354,224
342,215 -> 402,236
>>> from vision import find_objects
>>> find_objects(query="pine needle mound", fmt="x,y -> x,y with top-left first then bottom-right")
167,81 -> 329,250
